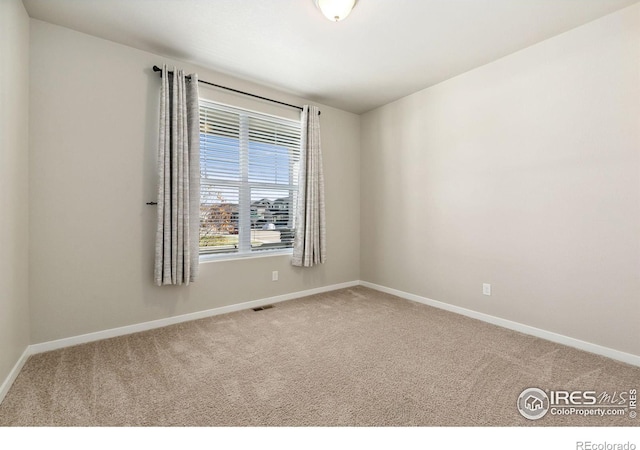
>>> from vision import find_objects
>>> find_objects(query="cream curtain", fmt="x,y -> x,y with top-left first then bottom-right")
154,65 -> 200,285
292,105 -> 326,267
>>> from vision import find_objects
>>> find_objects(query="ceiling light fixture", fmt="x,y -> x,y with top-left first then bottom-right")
314,0 -> 357,22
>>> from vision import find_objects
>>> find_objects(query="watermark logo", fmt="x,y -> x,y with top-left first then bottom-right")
517,387 -> 637,421
576,442 -> 636,450
517,387 -> 550,420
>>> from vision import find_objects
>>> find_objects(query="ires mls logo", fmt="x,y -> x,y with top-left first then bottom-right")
518,388 -> 638,420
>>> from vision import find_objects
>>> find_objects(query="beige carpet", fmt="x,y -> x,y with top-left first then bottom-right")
0,286 -> 638,426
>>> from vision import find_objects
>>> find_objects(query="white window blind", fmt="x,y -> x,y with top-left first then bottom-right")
199,100 -> 301,257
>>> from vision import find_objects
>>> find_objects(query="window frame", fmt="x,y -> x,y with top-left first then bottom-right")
198,99 -> 301,262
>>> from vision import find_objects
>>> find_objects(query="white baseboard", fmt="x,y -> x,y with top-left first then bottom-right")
5,278 -> 635,405
0,346 -> 31,405
29,280 -> 360,355
360,281 -> 640,367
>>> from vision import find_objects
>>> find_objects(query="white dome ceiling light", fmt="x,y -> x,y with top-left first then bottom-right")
314,0 -> 358,22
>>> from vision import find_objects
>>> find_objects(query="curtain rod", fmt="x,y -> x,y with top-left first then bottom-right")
152,66 -> 319,115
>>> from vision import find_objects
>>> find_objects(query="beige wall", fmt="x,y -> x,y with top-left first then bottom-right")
21,4 -> 640,358
29,20 -> 360,343
361,4 -> 640,356
0,0 -> 31,382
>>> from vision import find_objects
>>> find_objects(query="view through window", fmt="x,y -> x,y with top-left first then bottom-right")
199,100 -> 301,257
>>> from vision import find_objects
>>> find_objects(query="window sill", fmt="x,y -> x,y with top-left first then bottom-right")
199,249 -> 293,264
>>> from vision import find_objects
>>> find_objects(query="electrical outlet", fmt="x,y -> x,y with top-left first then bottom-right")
272,271 -> 279,282
483,283 -> 491,296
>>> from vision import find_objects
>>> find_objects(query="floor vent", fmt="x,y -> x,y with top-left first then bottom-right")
252,305 -> 274,312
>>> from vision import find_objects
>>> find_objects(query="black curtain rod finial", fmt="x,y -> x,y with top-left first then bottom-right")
152,64 -> 320,115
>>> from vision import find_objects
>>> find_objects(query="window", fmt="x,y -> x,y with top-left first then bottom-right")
199,100 -> 301,258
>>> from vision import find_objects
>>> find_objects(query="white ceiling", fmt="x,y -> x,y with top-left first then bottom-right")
23,0 -> 640,114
